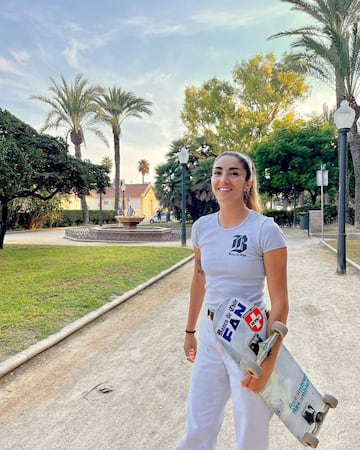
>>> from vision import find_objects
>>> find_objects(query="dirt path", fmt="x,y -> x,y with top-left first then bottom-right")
0,231 -> 359,449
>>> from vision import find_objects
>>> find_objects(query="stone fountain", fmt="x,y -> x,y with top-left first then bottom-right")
65,215 -> 174,242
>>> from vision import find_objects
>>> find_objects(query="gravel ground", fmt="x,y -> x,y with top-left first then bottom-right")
0,228 -> 359,449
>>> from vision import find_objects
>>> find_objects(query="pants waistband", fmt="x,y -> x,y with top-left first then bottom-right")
208,307 -> 269,321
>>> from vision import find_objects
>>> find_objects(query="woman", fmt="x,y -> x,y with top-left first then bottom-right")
176,152 -> 288,450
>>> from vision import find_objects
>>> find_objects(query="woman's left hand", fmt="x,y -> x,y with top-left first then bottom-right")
241,359 -> 274,394
241,373 -> 267,394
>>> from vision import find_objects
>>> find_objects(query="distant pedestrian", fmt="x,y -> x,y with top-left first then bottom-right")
117,207 -> 124,216
157,210 -> 162,222
127,205 -> 135,217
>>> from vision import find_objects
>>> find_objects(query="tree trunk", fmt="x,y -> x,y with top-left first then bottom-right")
0,200 -> 9,249
113,130 -> 120,212
72,134 -> 89,224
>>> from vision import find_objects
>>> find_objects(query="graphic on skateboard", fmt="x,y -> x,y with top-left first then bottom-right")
213,297 -> 338,448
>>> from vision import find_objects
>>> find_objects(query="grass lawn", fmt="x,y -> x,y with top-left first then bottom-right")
324,239 -> 360,265
0,245 -> 193,361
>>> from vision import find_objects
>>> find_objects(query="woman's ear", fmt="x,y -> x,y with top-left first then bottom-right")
245,180 -> 253,192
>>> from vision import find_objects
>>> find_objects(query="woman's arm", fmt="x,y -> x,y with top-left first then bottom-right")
242,246 -> 288,393
183,246 -> 206,363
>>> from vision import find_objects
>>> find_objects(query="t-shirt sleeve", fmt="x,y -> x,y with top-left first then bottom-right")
259,217 -> 287,253
191,218 -> 200,248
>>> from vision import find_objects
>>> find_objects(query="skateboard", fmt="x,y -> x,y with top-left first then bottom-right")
213,297 -> 338,448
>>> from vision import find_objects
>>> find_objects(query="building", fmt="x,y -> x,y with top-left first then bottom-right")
63,183 -> 160,220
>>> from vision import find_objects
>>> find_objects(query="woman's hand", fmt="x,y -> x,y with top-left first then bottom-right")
241,358 -> 274,394
184,334 -> 197,363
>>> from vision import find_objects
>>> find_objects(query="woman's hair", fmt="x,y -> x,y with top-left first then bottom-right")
213,151 -> 262,212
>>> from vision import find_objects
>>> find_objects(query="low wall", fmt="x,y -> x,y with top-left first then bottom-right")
65,226 -> 174,242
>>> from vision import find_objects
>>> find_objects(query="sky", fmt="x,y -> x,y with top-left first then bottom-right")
0,0 -> 334,184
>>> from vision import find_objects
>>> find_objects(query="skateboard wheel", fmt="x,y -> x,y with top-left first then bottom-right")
322,394 -> 338,408
303,432 -> 319,448
245,360 -> 262,379
271,321 -> 288,338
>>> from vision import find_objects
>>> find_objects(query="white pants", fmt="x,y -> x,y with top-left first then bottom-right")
176,315 -> 272,450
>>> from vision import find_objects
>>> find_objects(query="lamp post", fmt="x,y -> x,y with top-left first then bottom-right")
316,164 -> 329,240
120,180 -> 126,214
292,187 -> 296,228
99,191 -> 103,226
334,99 -> 355,274
178,147 -> 189,246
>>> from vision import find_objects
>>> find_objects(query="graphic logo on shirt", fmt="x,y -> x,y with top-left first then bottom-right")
244,307 -> 264,332
229,234 -> 248,254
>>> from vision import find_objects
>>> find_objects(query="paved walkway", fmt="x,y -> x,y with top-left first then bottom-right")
1,228 -> 359,449
4,228 -> 185,247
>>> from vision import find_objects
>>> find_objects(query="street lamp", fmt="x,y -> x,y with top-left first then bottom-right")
120,180 -> 126,214
334,99 -> 355,274
99,191 -> 103,226
178,147 -> 189,246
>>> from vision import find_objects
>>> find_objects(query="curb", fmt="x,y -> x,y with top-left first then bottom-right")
320,239 -> 360,271
0,254 -> 194,379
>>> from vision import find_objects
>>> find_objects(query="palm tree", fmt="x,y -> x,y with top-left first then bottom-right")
31,74 -> 107,223
101,155 -> 113,171
271,1 -> 360,105
96,87 -> 152,211
270,0 -> 360,226
138,159 -> 150,183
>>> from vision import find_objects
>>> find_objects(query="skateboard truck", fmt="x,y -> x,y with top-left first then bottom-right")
245,321 -> 288,379
303,405 -> 324,425
302,395 -> 338,448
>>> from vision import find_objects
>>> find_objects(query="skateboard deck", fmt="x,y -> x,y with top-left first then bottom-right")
213,297 -> 337,448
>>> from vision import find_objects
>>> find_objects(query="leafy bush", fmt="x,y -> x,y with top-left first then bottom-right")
264,209 -> 294,227
8,209 -> 118,229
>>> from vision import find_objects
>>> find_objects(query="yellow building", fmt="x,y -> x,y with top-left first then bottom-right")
62,183 -> 160,220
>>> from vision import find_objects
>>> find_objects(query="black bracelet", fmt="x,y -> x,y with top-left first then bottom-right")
185,329 -> 196,334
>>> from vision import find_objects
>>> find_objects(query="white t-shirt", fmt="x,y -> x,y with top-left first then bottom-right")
191,211 -> 287,312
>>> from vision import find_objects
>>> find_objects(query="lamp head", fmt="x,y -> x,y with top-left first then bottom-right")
178,147 -> 189,165
334,99 -> 355,130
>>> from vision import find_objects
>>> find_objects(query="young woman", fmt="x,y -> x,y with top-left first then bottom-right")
176,152 -> 288,450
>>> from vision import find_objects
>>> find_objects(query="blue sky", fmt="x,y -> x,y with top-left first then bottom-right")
1,0 -> 333,183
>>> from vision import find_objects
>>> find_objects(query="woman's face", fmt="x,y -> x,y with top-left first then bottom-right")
211,155 -> 252,205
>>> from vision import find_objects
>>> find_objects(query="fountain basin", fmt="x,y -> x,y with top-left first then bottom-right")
115,216 -> 145,228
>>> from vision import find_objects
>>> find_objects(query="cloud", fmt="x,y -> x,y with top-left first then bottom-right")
191,5 -> 289,30
10,50 -> 31,64
119,15 -> 186,37
62,39 -> 89,69
0,57 -> 23,75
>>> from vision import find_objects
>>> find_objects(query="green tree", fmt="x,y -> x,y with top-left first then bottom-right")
233,52 -> 309,139
0,109 -> 111,249
251,118 -> 338,205
270,0 -> 360,225
96,87 -> 152,211
138,159 -> 150,183
181,53 -> 309,154
31,74 -> 107,223
9,195 -> 64,230
181,78 -> 236,152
